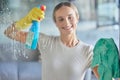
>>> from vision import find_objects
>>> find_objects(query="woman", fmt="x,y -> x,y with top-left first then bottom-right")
4,2 -> 99,80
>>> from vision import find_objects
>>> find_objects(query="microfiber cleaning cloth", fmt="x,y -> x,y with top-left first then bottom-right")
91,38 -> 120,80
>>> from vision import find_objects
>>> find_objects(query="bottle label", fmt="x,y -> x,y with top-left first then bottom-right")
25,31 -> 34,48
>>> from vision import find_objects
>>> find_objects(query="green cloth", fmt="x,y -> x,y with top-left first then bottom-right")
91,38 -> 120,80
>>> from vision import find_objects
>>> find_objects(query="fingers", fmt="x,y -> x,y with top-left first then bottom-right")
4,23 -> 17,39
4,23 -> 15,36
15,7 -> 45,30
29,7 -> 45,21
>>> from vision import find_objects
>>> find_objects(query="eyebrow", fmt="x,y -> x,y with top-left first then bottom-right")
57,13 -> 73,19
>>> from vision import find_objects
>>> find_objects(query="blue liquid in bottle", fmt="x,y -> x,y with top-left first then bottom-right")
25,20 -> 40,50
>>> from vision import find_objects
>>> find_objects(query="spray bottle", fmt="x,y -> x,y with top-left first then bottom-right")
25,5 -> 46,50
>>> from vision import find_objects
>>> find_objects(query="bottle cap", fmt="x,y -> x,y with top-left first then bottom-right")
40,5 -> 46,11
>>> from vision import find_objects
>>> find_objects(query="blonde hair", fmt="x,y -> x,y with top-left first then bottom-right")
53,2 -> 79,22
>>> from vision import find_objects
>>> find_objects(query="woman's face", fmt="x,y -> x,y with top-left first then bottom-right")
55,6 -> 79,35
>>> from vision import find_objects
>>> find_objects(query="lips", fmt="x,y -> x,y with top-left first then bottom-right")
63,26 -> 73,31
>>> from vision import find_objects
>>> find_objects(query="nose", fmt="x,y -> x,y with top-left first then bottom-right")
64,18 -> 71,26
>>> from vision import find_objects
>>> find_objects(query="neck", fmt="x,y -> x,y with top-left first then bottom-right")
60,33 -> 79,47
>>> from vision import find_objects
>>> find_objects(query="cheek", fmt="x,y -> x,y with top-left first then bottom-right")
73,17 -> 79,24
55,22 -> 62,29
72,15 -> 79,23
70,20 -> 77,26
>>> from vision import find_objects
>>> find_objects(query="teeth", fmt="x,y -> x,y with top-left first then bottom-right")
64,27 -> 71,30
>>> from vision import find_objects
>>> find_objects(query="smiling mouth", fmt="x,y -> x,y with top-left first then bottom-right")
63,26 -> 72,31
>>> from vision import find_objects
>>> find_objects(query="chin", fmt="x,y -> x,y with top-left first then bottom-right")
64,30 -> 75,35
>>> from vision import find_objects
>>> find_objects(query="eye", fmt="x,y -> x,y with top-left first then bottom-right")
68,16 -> 72,20
58,18 -> 64,22
68,16 -> 71,20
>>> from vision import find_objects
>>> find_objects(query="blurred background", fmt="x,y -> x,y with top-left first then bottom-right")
0,0 -> 119,80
